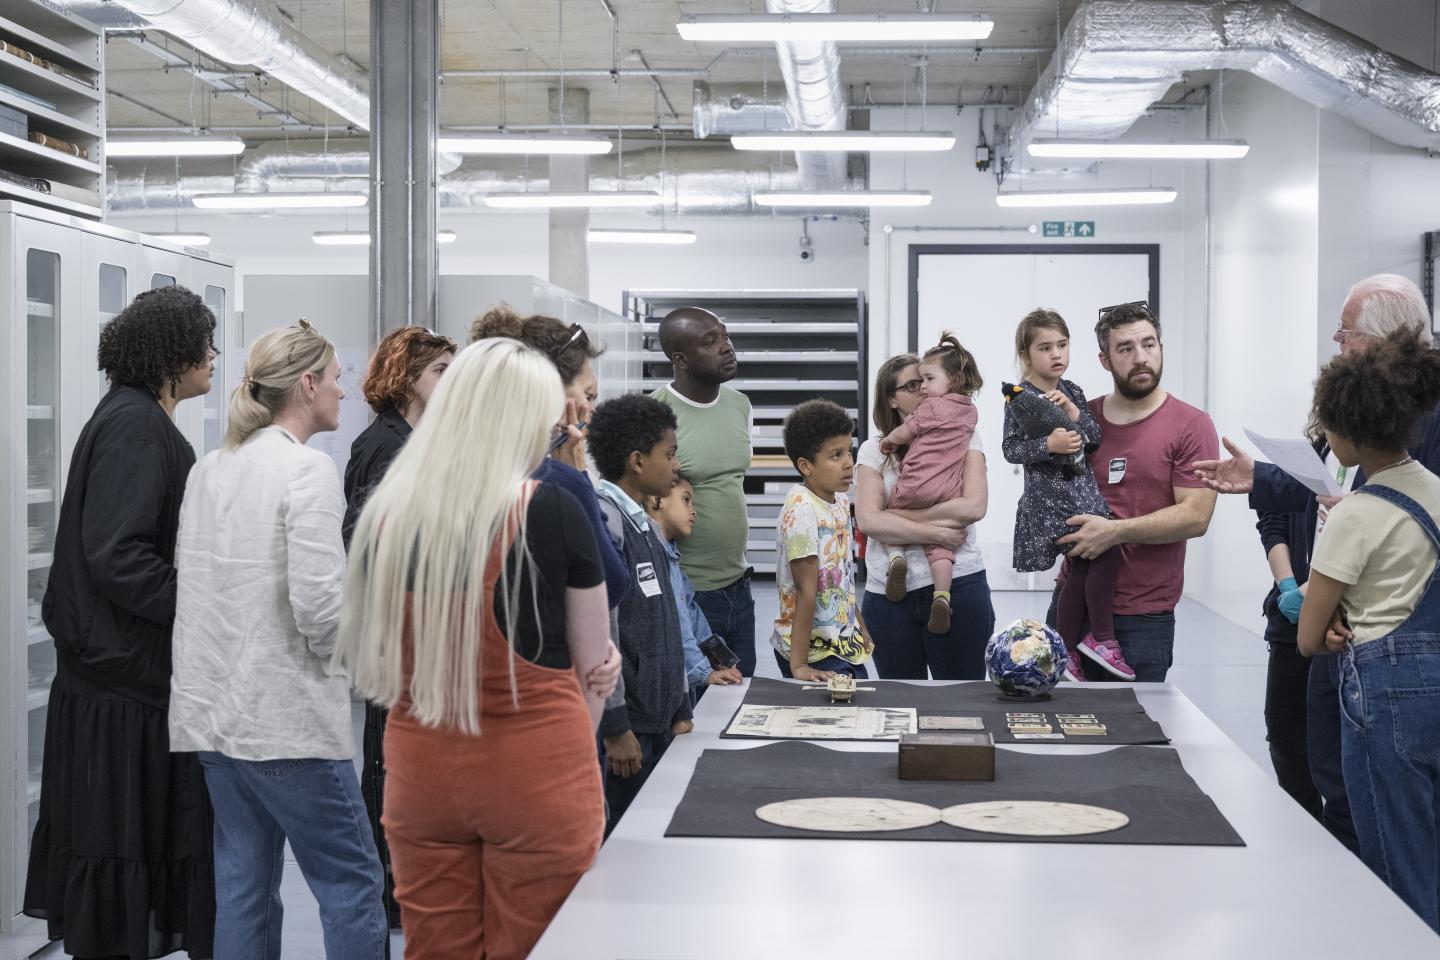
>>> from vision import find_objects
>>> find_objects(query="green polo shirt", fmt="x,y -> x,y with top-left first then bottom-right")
651,382 -> 752,591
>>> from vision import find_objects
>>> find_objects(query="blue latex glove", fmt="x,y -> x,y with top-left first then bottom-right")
1276,577 -> 1303,624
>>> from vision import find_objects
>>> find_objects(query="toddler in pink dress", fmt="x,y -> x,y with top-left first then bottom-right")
878,332 -> 983,634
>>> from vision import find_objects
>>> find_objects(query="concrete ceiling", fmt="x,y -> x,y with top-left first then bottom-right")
103,0 -> 1102,138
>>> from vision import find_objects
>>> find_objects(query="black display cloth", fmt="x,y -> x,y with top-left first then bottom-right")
726,677 -> 1169,744
666,741 -> 1243,846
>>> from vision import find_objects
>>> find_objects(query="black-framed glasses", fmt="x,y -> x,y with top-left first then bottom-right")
892,377 -> 924,395
1098,300 -> 1149,323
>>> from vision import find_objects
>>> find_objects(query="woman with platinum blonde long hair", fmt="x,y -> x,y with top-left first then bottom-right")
337,337 -> 619,960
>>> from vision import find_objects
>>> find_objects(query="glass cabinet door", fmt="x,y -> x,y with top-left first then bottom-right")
97,263 -> 126,404
202,285 -> 226,454
24,249 -> 60,842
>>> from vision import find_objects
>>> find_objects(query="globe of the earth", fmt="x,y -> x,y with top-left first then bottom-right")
985,618 -> 1067,700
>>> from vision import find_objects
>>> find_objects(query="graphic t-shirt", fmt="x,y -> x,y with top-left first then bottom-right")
771,484 -> 867,665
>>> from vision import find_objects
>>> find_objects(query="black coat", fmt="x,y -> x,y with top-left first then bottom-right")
42,384 -> 195,705
343,405 -> 412,546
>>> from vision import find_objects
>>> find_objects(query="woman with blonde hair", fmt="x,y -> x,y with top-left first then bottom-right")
337,337 -> 617,960
171,320 -> 386,959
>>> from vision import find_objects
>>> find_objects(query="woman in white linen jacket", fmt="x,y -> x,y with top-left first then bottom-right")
170,319 -> 386,960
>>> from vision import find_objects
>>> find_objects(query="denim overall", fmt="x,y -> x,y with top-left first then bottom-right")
1339,483 -> 1440,933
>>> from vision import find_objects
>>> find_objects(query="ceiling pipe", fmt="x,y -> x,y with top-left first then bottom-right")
104,0 -> 370,130
443,68 -> 708,80
1004,0 -> 1440,170
767,0 -> 848,190
105,143 -> 864,216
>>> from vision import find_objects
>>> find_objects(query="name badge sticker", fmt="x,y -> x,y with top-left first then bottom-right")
635,561 -> 663,598
1108,457 -> 1127,485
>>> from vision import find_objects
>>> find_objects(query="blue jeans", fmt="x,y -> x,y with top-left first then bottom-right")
862,570 -> 994,680
773,652 -> 870,679
1308,652 -> 1360,854
1045,589 -> 1175,682
198,752 -> 387,960
1341,637 -> 1440,932
695,573 -> 756,677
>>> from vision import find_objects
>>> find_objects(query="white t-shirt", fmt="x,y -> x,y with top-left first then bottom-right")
855,434 -> 987,596
1310,460 -> 1440,645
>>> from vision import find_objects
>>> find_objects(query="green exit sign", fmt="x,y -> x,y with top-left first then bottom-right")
1042,220 -> 1096,238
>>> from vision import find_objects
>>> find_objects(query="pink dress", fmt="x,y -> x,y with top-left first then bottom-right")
891,393 -> 977,565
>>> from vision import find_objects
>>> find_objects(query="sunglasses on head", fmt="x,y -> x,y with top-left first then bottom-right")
1097,300 -> 1150,323
554,323 -> 588,357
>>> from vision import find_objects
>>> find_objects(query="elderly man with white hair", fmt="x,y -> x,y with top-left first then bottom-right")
1192,272 -> 1435,859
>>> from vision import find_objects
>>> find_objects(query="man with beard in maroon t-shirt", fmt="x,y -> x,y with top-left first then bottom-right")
1050,302 -> 1220,681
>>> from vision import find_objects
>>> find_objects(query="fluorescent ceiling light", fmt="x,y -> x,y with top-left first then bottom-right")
588,229 -> 697,245
149,232 -> 211,246
677,13 -> 993,42
193,192 -> 367,210
483,191 -> 661,209
1027,138 -> 1251,160
312,230 -> 457,246
438,134 -> 612,155
754,190 -> 932,208
995,188 -> 1178,208
107,137 -> 246,158
733,131 -> 956,153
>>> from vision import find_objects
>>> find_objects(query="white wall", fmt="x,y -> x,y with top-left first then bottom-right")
105,208 -> 869,319
865,105 -> 1211,406
1190,8 -> 1440,622
1188,72 -> 1322,618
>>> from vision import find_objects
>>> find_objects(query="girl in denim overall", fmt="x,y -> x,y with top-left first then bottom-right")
1299,330 -> 1440,933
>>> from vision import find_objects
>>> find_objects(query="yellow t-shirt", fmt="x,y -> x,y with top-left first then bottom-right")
1310,461 -> 1440,644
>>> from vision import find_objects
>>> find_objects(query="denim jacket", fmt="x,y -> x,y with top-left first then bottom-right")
661,536 -> 715,688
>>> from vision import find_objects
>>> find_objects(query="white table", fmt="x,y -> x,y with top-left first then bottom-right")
531,681 -> 1440,959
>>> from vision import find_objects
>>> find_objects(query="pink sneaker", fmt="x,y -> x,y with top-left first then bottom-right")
1063,648 -> 1087,682
1078,634 -> 1137,681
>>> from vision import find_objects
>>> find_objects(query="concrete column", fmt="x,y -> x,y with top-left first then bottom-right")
368,0 -> 438,344
548,87 -> 590,298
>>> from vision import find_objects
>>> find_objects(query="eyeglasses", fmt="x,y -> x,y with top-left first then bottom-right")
1333,322 -> 1368,344
892,377 -> 924,395
1098,299 -> 1149,323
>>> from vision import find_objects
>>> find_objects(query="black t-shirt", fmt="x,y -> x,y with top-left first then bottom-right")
494,483 -> 604,669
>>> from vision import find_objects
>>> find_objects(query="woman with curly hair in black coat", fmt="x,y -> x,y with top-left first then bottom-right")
25,286 -> 219,960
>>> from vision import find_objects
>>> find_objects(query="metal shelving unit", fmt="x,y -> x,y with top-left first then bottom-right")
0,1 -> 104,220
623,289 -> 866,576
1,201 -> 235,945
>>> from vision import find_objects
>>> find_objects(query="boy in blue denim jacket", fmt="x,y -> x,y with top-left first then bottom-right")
646,476 -> 743,703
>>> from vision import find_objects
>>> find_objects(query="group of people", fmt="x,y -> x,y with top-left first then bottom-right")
18,269 -> 1440,960
1193,273 -> 1440,933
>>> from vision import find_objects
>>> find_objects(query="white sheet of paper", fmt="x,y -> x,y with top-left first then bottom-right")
1243,429 -> 1341,497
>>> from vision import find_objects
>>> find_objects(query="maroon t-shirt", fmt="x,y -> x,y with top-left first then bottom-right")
1082,393 -> 1218,615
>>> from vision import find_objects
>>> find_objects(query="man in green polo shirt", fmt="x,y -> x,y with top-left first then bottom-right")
651,307 -> 757,675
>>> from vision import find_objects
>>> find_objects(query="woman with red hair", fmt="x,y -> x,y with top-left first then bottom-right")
342,323 -> 456,929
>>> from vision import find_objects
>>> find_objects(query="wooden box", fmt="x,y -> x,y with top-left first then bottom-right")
897,731 -> 996,781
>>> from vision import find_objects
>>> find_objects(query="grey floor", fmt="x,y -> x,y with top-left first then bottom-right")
30,588 -> 1273,959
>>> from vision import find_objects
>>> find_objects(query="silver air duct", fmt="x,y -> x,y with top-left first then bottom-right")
767,0 -> 848,190
106,143 -> 858,215
692,83 -> 791,138
105,0 -> 370,130
1006,0 -> 1440,167
231,141 -> 462,193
